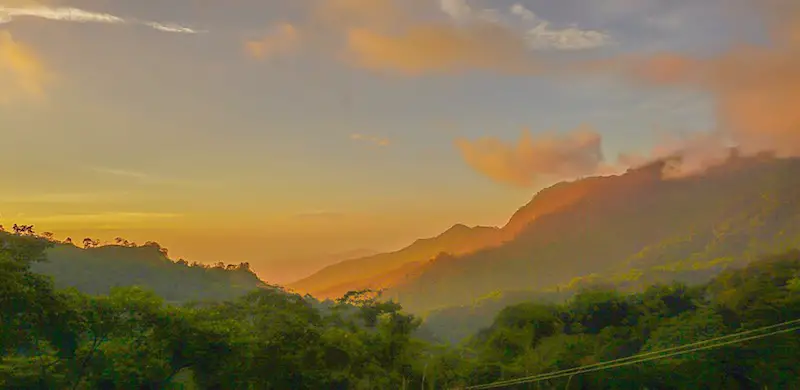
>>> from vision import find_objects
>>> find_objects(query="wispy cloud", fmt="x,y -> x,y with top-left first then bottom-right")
0,30 -> 51,103
440,0 -> 613,51
0,4 -> 202,34
350,133 -> 390,147
246,23 -> 300,60
618,0 -> 800,157
91,166 -> 151,180
90,166 -> 218,188
248,0 -> 613,76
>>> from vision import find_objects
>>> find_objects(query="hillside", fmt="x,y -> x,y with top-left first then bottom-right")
6,226 -> 800,389
290,183 -> 609,299
294,154 -> 800,309
15,237 -> 268,302
288,223 -> 502,298
391,155 -> 800,312
261,248 -> 380,284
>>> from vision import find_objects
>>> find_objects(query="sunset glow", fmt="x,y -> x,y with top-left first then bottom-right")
3,0 -> 799,283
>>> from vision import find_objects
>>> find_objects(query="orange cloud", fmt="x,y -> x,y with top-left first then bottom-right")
246,23 -> 301,60
455,126 -> 605,187
248,0 -> 574,75
350,133 -> 390,147
619,0 -> 800,157
345,22 -> 537,76
0,30 -> 50,102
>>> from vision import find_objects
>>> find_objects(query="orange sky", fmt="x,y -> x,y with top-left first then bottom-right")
2,0 -> 798,283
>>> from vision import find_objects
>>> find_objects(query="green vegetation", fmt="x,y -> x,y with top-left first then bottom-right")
0,228 -> 266,303
3,228 -> 800,389
392,156 -> 800,313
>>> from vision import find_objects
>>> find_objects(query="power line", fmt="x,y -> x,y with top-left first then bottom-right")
467,317 -> 800,389
464,318 -> 800,389
481,325 -> 800,389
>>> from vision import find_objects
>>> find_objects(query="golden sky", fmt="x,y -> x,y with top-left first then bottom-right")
2,0 -> 797,282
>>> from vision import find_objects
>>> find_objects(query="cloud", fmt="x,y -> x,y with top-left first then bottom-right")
345,22 -> 537,75
350,133 -> 390,147
90,166 -> 218,188
442,1 -> 613,51
144,22 -> 202,34
619,0 -> 800,157
92,167 -> 151,180
0,30 -> 50,102
455,126 -> 606,187
0,4 -> 202,34
246,23 -> 300,60
616,130 -> 737,178
249,0 -> 610,75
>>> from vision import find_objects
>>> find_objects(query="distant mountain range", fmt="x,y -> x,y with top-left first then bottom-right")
16,153 -> 800,321
259,248 -> 380,284
291,154 -> 800,314
288,223 -> 503,298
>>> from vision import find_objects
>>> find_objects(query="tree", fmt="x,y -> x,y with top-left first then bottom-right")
82,238 -> 99,249
12,224 -> 35,236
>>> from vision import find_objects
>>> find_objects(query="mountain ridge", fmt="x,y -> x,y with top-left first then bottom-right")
287,223 -> 502,298
292,154 -> 800,312
391,155 -> 800,312
288,158 -> 674,299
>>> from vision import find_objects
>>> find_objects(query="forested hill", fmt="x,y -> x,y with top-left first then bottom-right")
3,228 -> 800,389
0,231 -> 268,302
391,155 -> 800,313
291,155 -> 800,310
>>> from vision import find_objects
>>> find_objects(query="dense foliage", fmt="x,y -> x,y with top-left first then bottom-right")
0,233 -> 426,389
0,229 -> 267,303
2,230 -> 799,389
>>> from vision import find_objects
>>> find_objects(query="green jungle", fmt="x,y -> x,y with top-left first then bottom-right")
2,228 -> 799,389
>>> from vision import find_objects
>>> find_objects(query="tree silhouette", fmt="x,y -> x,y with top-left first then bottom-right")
82,238 -> 99,249
12,224 -> 35,236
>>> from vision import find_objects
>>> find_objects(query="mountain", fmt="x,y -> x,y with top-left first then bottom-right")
391,155 -> 800,312
19,238 -> 268,302
260,248 -> 380,284
288,224 -> 502,298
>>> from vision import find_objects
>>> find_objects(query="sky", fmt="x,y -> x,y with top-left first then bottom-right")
1,0 -> 798,283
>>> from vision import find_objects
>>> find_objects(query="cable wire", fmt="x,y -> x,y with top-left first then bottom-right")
464,318 -> 800,389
